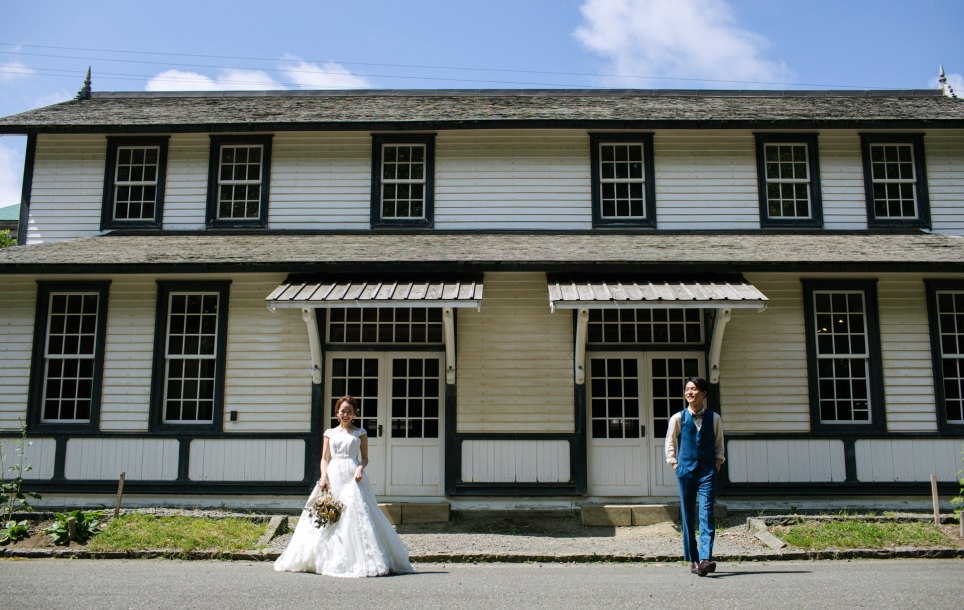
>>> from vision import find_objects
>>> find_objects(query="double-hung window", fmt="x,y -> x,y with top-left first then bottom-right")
755,134 -> 823,227
925,281 -> 964,432
101,137 -> 168,229
370,134 -> 435,228
802,280 -> 885,433
590,133 -> 656,227
206,135 -> 272,228
860,134 -> 930,228
28,282 -> 110,432
150,281 -> 230,431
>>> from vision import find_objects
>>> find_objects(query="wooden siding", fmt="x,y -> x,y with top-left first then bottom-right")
188,438 -> 305,481
26,134 -> 106,244
818,130 -> 868,230
456,272 -> 574,433
461,439 -> 569,483
64,438 -> 178,480
268,133 -> 371,230
653,131 -> 758,229
0,276 -> 35,428
855,439 -> 964,482
877,276 -> 937,432
651,445 -> 677,493
718,274 -> 811,432
389,443 -> 440,488
434,131 -> 591,230
0,436 -> 56,480
727,439 -> 847,483
99,277 -> 156,431
223,274 -> 313,432
926,129 -> 964,236
162,134 -> 209,230
588,444 -> 644,492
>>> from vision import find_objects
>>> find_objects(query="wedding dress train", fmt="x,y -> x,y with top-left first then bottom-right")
274,426 -> 414,577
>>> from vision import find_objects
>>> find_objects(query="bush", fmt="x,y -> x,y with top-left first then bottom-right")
1,420 -> 42,523
44,510 -> 104,545
0,230 -> 14,248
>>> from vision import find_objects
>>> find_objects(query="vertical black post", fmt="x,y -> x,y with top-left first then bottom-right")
176,437 -> 190,482
17,134 -> 37,246
444,384 -> 458,496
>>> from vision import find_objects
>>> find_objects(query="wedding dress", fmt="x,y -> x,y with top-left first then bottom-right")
274,426 -> 414,577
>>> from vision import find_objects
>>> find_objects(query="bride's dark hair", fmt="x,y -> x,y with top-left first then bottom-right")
335,395 -> 359,417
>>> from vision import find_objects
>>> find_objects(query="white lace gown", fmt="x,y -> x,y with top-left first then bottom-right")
274,426 -> 414,577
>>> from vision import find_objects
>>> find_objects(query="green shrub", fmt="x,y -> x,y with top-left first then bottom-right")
0,519 -> 30,544
1,420 -> 42,523
44,510 -> 103,545
0,230 -> 14,248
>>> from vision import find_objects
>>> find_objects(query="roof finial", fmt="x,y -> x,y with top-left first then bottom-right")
75,67 -> 92,100
939,63 -> 957,98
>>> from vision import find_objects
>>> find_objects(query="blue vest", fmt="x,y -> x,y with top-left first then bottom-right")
677,408 -> 717,474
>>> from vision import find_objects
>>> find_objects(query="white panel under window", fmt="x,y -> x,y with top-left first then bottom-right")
189,439 -> 305,481
727,440 -> 846,483
460,440 -> 569,483
65,438 -> 179,481
855,439 -> 964,482
0,437 -> 57,480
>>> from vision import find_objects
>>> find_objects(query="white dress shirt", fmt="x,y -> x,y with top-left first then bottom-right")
664,406 -> 726,466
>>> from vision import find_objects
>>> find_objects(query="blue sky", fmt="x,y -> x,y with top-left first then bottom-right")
1,0 -> 961,207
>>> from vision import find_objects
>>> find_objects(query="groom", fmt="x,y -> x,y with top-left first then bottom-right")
664,376 -> 725,577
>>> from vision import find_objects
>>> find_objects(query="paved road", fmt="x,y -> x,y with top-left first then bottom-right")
3,559 -> 962,609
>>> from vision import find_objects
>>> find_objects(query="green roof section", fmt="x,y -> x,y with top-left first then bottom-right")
0,204 -> 19,221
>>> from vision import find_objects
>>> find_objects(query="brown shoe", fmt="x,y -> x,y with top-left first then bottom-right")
690,561 -> 700,575
698,559 -> 716,576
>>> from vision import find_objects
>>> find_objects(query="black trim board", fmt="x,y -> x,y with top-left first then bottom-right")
148,281 -> 231,433
5,118 -> 964,136
6,261 -> 964,277
16,134 -> 36,246
755,133 -> 824,228
924,280 -> 964,434
589,133 -> 656,228
100,136 -> 170,231
860,133 -> 931,229
26,281 -> 111,435
205,135 -> 273,229
801,279 -> 887,434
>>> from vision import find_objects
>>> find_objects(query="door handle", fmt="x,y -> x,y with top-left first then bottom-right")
378,424 -> 383,437
640,425 -> 646,438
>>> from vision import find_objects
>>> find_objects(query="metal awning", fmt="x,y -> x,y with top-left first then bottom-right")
547,277 -> 768,312
266,276 -> 483,309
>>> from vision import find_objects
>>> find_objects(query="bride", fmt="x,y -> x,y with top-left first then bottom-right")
274,395 -> 414,577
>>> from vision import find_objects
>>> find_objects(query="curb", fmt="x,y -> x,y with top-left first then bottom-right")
3,547 -> 962,562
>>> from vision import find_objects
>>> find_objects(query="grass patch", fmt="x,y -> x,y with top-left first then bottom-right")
86,514 -> 265,553
776,520 -> 950,550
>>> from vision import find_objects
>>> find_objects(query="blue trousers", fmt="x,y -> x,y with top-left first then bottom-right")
677,465 -> 717,562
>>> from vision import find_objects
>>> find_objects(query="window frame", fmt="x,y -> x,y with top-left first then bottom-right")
924,280 -> 964,434
755,133 -> 824,228
149,280 -> 231,433
206,135 -> 273,229
860,133 -> 931,229
27,281 -> 111,434
370,134 -> 435,228
100,137 -> 169,230
589,133 -> 657,228
801,279 -> 886,434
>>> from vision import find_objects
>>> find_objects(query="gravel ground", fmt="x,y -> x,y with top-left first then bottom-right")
268,513 -> 772,557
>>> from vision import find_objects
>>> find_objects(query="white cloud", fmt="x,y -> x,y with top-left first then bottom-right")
34,89 -> 72,108
0,60 -> 37,82
145,58 -> 370,91
0,138 -> 25,209
145,68 -> 283,91
280,55 -> 371,89
574,0 -> 791,88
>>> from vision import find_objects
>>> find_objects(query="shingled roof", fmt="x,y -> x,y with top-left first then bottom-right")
0,232 -> 962,273
0,89 -> 961,133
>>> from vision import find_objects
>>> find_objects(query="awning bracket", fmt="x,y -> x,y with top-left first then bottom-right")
302,308 -> 323,385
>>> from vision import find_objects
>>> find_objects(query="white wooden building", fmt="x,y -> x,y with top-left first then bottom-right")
0,86 -> 962,505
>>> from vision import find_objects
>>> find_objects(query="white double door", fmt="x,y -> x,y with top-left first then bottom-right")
324,352 -> 444,496
587,352 -> 704,497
